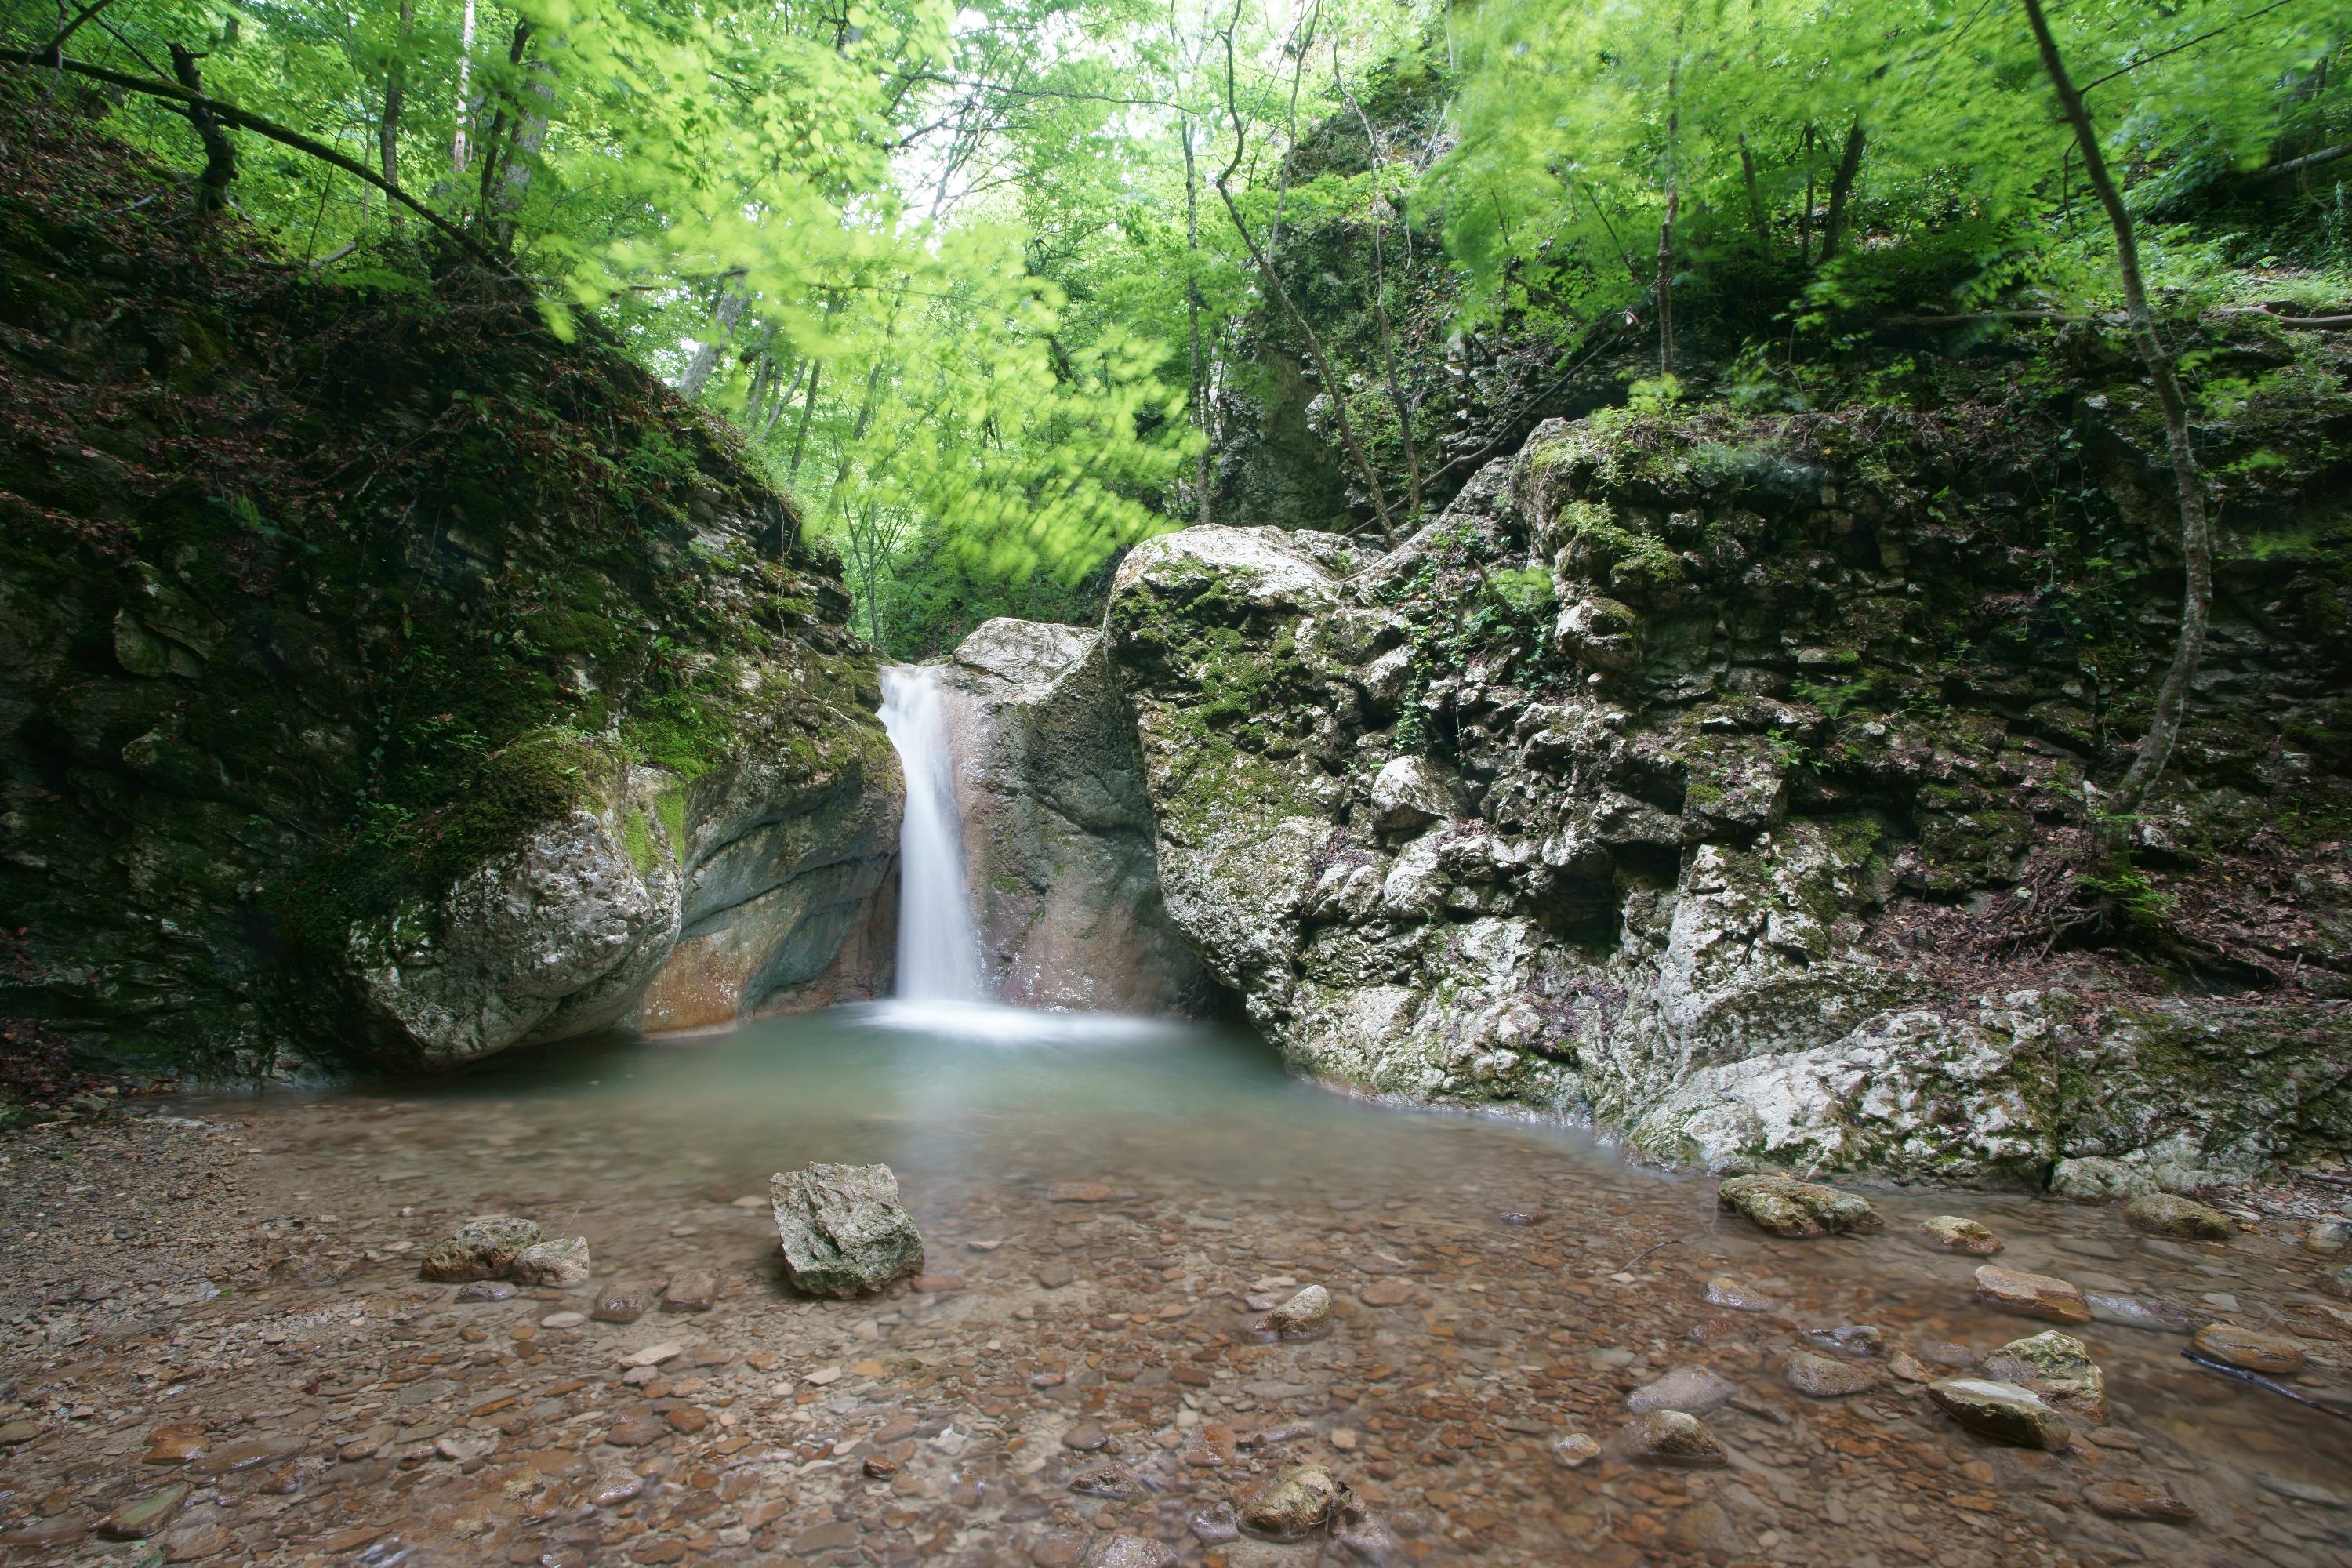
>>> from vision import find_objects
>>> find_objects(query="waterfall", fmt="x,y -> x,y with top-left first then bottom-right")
877,666 -> 985,1004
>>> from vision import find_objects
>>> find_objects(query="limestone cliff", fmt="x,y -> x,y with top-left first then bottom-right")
1106,366 -> 2352,1186
0,89 -> 897,1078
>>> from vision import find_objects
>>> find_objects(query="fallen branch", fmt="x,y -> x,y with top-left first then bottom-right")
0,47 -> 512,275
2246,142 -> 2350,185
2183,1351 -> 2352,1421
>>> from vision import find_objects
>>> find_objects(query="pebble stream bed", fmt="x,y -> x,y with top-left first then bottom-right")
1,1006 -> 2348,1567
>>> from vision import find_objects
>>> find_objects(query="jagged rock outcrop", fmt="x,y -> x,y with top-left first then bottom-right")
0,93 -> 898,1076
1105,387 -> 2352,1184
941,618 -> 1218,1013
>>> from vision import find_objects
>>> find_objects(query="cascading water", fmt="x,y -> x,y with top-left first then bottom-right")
877,666 -> 985,1004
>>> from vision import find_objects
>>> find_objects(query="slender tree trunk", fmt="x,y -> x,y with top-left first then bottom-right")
379,0 -> 411,215
1181,112 -> 1211,527
677,274 -> 749,401
451,0 -> 476,173
1799,124 -> 1816,263
490,59 -> 551,255
169,44 -> 234,215
2020,0 -> 2209,821
476,21 -> 532,238
1737,132 -> 1767,245
1820,120 -> 1865,257
1655,189 -> 1679,376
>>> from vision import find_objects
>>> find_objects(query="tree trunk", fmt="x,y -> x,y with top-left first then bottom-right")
1655,188 -> 1678,376
452,0 -> 476,173
476,22 -> 535,244
677,276 -> 749,401
1181,112 -> 1211,528
169,44 -> 235,215
1799,124 -> 1816,263
2020,0 -> 2210,822
1820,120 -> 1864,257
379,0 -> 412,212
1737,132 -> 1767,245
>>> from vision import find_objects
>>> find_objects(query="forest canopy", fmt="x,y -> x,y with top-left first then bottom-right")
3,0 -> 2345,652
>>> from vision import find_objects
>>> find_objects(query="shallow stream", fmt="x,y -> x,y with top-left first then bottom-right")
6,1003 -> 2347,1566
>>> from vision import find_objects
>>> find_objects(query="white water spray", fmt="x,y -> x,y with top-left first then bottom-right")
877,666 -> 985,1004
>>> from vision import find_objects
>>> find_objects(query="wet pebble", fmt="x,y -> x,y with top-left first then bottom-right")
1187,1502 -> 1239,1544
2084,1290 -> 2193,1334
1622,1409 -> 1726,1466
1060,1422 -> 1109,1452
1240,1465 -> 1346,1540
1919,1215 -> 2002,1254
1784,1351 -> 1877,1398
590,1471 -> 645,1507
1094,1534 -> 1178,1568
1625,1364 -> 1737,1414
2083,1480 -> 2198,1523
592,1290 -> 647,1323
661,1269 -> 719,1312
1700,1276 -> 1775,1312
1550,1432 -> 1601,1468
1802,1323 -> 1883,1357
1264,1283 -> 1330,1338
452,1280 -> 516,1303
1926,1379 -> 2071,1450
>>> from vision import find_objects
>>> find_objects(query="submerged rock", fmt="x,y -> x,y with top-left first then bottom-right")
2190,1323 -> 2304,1375
1240,1465 -> 1348,1541
1784,1352 -> 1878,1398
2124,1192 -> 2232,1240
1550,1433 -> 1602,1468
1979,1331 -> 2107,1424
507,1235 -> 591,1287
1622,1410 -> 1726,1465
2084,1290 -> 2193,1334
1973,1265 -> 2091,1325
418,1217 -> 543,1283
1926,1379 -> 2073,1450
1264,1284 -> 1332,1338
1701,1276 -> 1777,1312
1919,1215 -> 2002,1254
1717,1175 -> 1882,1237
1625,1365 -> 1737,1414
771,1162 -> 925,1298
2084,1481 -> 2197,1524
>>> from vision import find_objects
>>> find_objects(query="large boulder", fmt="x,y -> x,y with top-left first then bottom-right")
771,1162 -> 925,1298
0,93 -> 903,1077
939,618 -> 1219,1013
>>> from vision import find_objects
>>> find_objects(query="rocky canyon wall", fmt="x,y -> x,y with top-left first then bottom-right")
1098,384 -> 2352,1188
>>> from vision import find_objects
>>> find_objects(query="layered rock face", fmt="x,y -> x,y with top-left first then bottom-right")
1104,397 -> 2352,1185
0,96 -> 897,1076
941,619 -> 1218,1014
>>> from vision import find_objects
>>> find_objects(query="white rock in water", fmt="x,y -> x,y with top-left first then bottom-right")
1264,1284 -> 1331,1338
506,1235 -> 591,1287
771,1162 -> 924,1298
